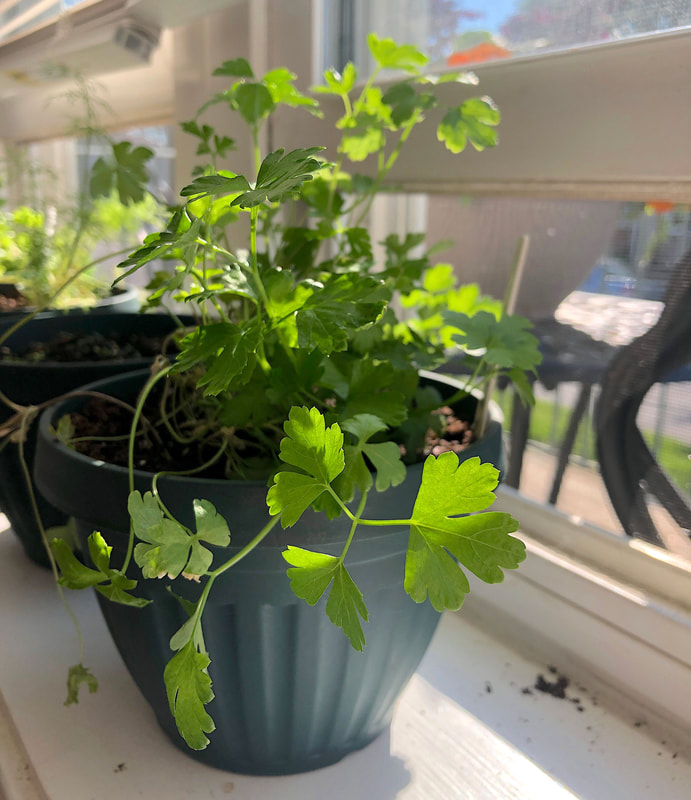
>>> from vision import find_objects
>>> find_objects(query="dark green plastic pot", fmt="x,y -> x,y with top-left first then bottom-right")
0,313 -> 182,566
34,369 -> 504,775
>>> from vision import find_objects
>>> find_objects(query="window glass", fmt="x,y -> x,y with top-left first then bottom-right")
0,1 -> 87,43
325,0 -> 691,72
377,192 -> 690,551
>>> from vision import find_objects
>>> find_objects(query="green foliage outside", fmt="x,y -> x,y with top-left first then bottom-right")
498,392 -> 690,494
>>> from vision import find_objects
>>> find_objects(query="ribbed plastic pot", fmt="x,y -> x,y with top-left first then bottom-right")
0,313 -> 181,566
34,369 -> 504,775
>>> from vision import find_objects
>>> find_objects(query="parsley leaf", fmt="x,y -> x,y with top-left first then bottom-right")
180,173 -> 251,199
131,491 -> 230,580
404,455 -> 525,611
51,533 -> 149,608
212,57 -> 254,78
341,414 -> 405,495
294,273 -> 387,354
65,664 -> 98,706
232,148 -> 324,208
89,141 -> 153,205
437,98 -> 500,153
164,641 -> 215,750
174,321 -> 262,396
445,310 -> 542,370
267,407 -> 345,527
283,546 -> 368,651
367,33 -> 429,72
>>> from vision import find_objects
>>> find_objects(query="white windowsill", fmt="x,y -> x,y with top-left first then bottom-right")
0,513 -> 690,800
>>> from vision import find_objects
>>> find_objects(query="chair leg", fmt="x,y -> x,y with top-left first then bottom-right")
549,383 -> 592,505
506,390 -> 531,489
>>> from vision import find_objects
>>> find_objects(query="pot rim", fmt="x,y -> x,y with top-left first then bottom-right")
37,368 -> 503,492
0,312 -> 185,372
0,283 -> 139,317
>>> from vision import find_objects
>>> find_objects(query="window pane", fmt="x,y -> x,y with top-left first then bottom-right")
375,192 -> 690,554
0,1 -> 87,43
325,0 -> 691,72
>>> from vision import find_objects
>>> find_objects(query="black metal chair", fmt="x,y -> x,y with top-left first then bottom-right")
595,247 -> 691,545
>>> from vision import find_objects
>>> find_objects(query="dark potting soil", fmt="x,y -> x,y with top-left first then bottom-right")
67,393 -> 473,479
423,405 -> 473,456
68,390 -> 229,478
0,293 -> 27,313
0,330 -> 169,363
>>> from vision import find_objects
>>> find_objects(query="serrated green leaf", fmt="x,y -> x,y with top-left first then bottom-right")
180,173 -> 251,199
213,57 -> 253,78
130,491 -> 191,580
52,538 -> 104,589
414,454 -> 500,515
437,98 -> 500,154
363,441 -> 406,492
268,472 -> 330,527
338,414 -> 405,498
131,492 -> 230,580
264,67 -> 321,115
313,63 -> 358,95
52,533 -> 150,606
164,641 -> 215,750
169,604 -> 204,652
174,321 -> 262,396
232,148 -> 324,208
283,546 -> 368,650
234,82 -> 275,126
404,526 -> 471,610
382,82 -> 436,127
89,142 -> 153,205
341,359 -> 410,427
193,499 -> 230,546
87,530 -> 112,575
445,310 -> 542,371
368,33 -> 428,72
404,453 -> 525,611
295,273 -> 387,354
95,583 -> 151,608
508,367 -> 536,407
64,664 -> 98,706
283,546 -> 339,603
184,541 -> 214,578
267,407 -> 345,527
281,406 -> 344,482
325,564 -> 368,651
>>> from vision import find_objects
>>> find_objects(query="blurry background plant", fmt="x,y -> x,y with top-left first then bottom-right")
0,70 -> 164,312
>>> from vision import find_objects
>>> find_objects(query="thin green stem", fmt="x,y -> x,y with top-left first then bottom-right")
17,412 -> 85,664
252,127 -> 262,175
325,485 -> 412,527
441,357 -> 489,408
352,110 -> 421,228
211,514 -> 281,578
151,440 -> 228,522
124,365 -> 175,572
339,490 -> 368,563
249,207 -> 270,310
